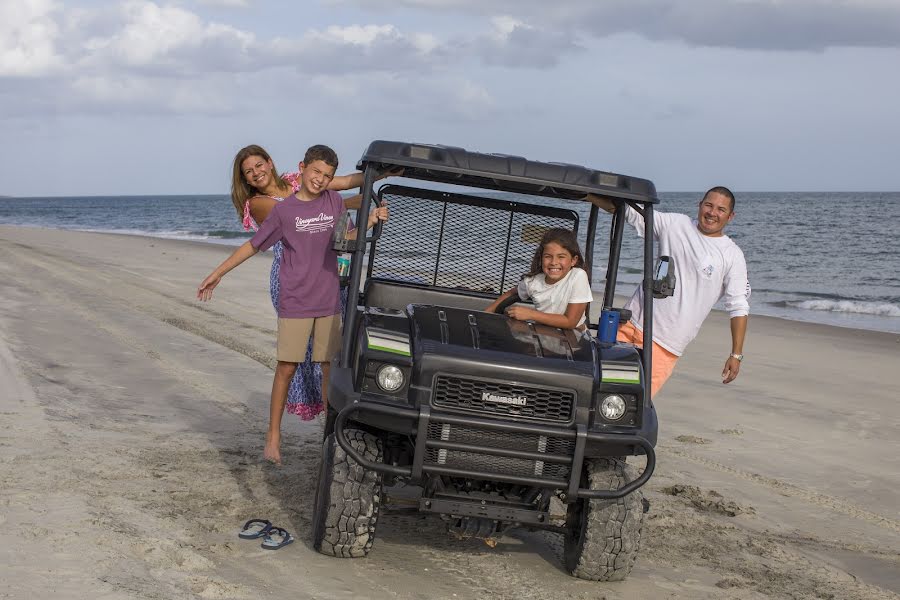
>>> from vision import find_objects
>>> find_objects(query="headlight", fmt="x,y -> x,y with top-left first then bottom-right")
599,394 -> 626,421
376,364 -> 404,392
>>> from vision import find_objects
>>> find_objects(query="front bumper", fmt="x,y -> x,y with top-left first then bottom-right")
334,400 -> 655,500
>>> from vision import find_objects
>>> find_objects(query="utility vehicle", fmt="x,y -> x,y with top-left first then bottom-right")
313,141 -> 668,581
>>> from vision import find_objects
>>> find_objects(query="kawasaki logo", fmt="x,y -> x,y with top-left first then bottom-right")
481,392 -> 527,406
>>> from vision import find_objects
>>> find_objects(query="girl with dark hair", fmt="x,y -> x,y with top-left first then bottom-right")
486,228 -> 593,330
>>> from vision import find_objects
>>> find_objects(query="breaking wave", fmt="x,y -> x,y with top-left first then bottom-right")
791,299 -> 900,318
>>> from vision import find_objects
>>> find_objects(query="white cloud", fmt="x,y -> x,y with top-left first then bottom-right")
306,71 -> 498,122
0,0 -> 584,121
321,24 -> 398,46
0,0 -> 63,76
464,16 -> 581,68
268,23 -> 443,74
411,32 -> 440,54
451,79 -> 496,118
0,1 -> 262,116
196,0 -> 250,6
338,0 -> 900,51
0,1 -> 497,118
565,0 -> 900,52
489,16 -> 523,38
81,1 -> 254,73
68,73 -> 238,114
315,23 -> 437,55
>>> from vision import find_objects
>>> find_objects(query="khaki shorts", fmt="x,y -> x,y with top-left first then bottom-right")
277,315 -> 341,363
616,321 -> 679,397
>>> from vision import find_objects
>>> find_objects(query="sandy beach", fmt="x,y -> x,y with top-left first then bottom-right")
1,224 -> 898,600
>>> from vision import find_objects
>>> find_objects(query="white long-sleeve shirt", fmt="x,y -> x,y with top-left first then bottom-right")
623,206 -> 750,356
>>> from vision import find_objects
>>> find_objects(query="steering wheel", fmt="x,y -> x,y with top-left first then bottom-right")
490,291 -> 521,314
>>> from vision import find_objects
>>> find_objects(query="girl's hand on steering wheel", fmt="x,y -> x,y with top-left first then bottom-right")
505,305 -> 536,321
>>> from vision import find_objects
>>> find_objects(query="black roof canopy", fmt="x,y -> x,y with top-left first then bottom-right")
358,140 -> 658,204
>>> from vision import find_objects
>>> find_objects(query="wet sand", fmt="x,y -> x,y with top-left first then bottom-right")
1,225 -> 898,600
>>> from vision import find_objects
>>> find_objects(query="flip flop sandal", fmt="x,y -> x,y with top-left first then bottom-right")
261,526 -> 294,550
238,519 -> 272,540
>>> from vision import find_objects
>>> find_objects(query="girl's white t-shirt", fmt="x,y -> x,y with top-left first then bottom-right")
517,268 -> 594,326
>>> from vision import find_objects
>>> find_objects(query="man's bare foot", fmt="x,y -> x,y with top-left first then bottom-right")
264,431 -> 282,465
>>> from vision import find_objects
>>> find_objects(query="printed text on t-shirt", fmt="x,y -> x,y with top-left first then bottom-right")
295,212 -> 335,233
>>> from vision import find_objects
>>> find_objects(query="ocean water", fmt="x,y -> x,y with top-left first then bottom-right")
1,191 -> 898,334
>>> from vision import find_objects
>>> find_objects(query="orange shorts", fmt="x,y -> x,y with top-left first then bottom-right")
616,321 -> 679,397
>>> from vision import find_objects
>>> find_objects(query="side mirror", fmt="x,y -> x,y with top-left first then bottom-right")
652,256 -> 676,299
332,211 -> 356,252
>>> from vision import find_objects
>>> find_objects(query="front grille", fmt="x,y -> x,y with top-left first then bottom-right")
425,422 -> 574,481
432,375 -> 574,423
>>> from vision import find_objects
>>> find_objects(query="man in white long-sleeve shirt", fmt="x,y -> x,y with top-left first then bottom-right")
589,187 -> 750,396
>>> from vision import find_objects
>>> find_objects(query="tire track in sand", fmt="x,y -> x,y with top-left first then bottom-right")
2,238 -> 278,367
661,444 -> 900,534
1,242 -> 254,412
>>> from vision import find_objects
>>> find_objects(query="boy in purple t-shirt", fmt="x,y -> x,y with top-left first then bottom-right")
197,145 -> 388,465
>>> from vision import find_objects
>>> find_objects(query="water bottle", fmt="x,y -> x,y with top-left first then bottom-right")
598,309 -> 620,343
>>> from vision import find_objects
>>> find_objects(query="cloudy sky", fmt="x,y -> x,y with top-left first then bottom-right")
3,0 -> 899,196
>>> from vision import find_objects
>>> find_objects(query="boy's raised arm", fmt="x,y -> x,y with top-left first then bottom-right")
328,172 -> 365,191
197,240 -> 259,301
346,201 -> 389,240
328,167 -> 405,192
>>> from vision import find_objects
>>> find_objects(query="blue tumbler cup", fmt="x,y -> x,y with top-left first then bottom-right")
598,309 -> 620,343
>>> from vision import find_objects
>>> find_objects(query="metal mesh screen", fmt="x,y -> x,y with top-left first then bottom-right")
370,185 -> 578,295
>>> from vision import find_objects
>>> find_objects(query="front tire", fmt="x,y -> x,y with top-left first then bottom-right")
312,429 -> 383,557
563,458 -> 645,581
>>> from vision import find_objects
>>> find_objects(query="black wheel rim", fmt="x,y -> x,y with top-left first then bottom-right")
562,465 -> 589,570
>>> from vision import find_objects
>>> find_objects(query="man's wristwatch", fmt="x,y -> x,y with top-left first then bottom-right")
730,353 -> 744,362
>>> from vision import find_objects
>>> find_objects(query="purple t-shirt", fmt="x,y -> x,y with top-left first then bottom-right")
250,190 -> 348,318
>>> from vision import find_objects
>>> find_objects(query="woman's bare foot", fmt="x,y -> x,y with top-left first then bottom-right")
264,430 -> 282,465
